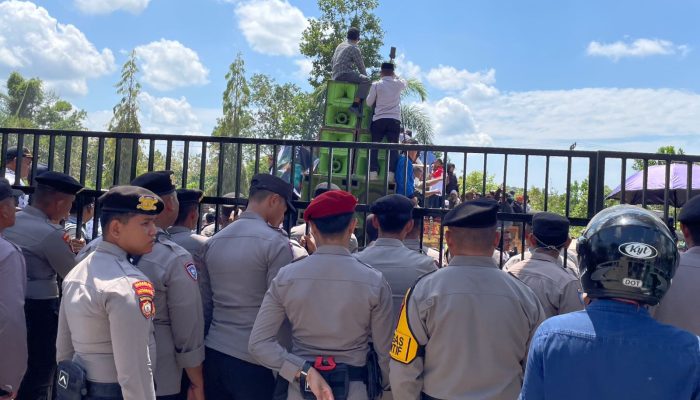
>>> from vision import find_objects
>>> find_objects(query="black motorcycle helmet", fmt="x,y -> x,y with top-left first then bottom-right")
577,205 -> 679,305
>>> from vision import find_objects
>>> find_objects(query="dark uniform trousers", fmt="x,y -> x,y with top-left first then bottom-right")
370,118 -> 401,174
18,298 -> 60,400
204,347 -> 274,400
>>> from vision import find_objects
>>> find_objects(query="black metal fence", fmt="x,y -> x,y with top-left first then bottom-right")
2,127 -> 699,266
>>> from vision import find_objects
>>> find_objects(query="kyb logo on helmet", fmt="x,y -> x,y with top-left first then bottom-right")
619,242 -> 658,259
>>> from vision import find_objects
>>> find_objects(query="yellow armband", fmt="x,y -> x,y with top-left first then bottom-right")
390,287 -> 422,364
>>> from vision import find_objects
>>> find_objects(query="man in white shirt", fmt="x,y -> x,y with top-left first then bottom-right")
3,146 -> 32,209
366,62 -> 407,181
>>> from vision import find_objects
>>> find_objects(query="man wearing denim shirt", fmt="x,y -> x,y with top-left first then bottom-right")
520,205 -> 700,400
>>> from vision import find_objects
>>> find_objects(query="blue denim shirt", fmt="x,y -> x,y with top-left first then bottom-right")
520,299 -> 700,400
395,155 -> 414,197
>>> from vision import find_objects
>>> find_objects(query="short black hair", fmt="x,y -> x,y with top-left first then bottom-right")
347,27 -> 360,41
376,211 -> 413,234
205,213 -> 215,224
100,211 -> 138,234
249,188 -> 274,203
174,202 -> 199,226
311,212 -> 354,235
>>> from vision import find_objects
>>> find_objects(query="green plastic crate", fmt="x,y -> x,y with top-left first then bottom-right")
355,134 -> 387,177
361,105 -> 373,130
318,148 -> 349,176
319,129 -> 354,142
327,81 -> 357,103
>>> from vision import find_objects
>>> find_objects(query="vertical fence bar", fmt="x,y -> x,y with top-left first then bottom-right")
0,132 -> 8,177
326,146 -> 333,188
520,155 -> 530,260
148,139 -> 155,171
199,142 -> 207,191
593,152 -> 606,215
565,157 -> 572,217
182,140 -> 190,187
482,153 -> 488,195
113,138 -> 122,185
79,136 -> 88,185
620,158 -> 627,204
31,133 -> 40,180
641,159 -> 649,207
15,134 -> 25,184
214,142 -> 225,232
235,142 -> 243,197
687,162 -> 693,206
544,156 -> 550,211
165,140 -> 173,171
663,161 -> 671,222
64,135 -> 72,175
461,152 -> 468,198
271,144 -> 278,173
96,138 -> 105,191
130,136 -> 139,181
254,144 -> 261,175
48,134 -> 56,171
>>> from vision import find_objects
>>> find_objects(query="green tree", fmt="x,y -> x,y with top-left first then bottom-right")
107,50 -> 142,185
299,0 -> 384,88
1,71 -> 44,121
211,53 -> 253,196
459,171 -> 499,194
632,146 -> 685,171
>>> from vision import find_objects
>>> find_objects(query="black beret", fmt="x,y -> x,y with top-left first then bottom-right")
6,146 -> 32,161
131,171 -> 176,196
250,173 -> 295,212
532,212 -> 570,247
313,181 -> 340,198
370,194 -> 414,216
679,194 -> 700,225
0,177 -> 24,201
176,188 -> 204,205
381,62 -> 395,71
443,199 -> 498,228
99,185 -> 164,215
35,171 -> 83,195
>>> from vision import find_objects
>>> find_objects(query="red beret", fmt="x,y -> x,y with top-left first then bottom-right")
303,190 -> 357,222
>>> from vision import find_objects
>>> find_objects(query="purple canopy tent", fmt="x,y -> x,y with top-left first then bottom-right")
607,163 -> 700,208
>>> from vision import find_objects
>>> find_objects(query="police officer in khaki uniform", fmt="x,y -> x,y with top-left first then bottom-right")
389,199 -> 545,400
505,212 -> 583,318
0,178 -> 27,399
130,172 -> 205,400
168,188 -> 212,332
654,194 -> 700,335
3,171 -> 84,399
203,173 -> 297,399
249,190 -> 394,400
56,185 -> 162,399
290,182 -> 359,253
355,194 -> 436,319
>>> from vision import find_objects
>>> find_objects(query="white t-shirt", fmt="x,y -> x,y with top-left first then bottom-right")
366,76 -> 407,121
4,169 -> 28,208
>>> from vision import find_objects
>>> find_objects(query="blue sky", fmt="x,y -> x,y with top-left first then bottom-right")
1,0 -> 700,189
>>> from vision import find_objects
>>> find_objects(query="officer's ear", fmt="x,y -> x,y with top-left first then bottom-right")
492,229 -> 501,248
347,218 -> 358,235
402,218 -> 414,235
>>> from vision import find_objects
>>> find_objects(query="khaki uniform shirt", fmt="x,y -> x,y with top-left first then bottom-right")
354,238 -> 437,319
654,247 -> 700,335
403,238 -> 443,267
167,226 -> 213,333
56,241 -> 156,399
505,250 -> 583,318
389,256 -> 545,400
74,232 -> 205,396
204,211 -> 294,364
4,206 -> 76,299
137,230 -> 205,395
249,245 -> 394,400
291,223 -> 359,253
0,235 -> 27,392
503,248 -> 579,276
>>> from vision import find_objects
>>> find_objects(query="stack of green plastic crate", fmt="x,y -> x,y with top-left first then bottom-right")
354,133 -> 386,177
317,129 -> 354,176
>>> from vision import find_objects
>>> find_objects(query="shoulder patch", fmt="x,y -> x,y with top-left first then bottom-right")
184,262 -> 198,281
132,280 -> 156,319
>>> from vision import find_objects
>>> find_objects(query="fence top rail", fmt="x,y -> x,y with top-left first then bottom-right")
1,127 -> 600,157
597,150 -> 700,163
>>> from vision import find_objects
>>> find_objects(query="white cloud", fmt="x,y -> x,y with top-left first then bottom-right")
140,92 -> 202,134
470,88 -> 700,151
74,0 -> 151,15
415,97 -> 493,146
426,65 -> 499,100
135,39 -> 209,91
587,38 -> 690,61
395,53 -> 422,80
0,1 -> 115,95
294,58 -> 312,80
234,0 -> 309,56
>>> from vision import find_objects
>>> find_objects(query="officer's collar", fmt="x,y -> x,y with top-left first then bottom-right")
530,249 -> 561,264
167,226 -> 191,234
239,210 -> 264,222
313,245 -> 352,256
402,238 -> 420,250
684,246 -> 700,255
22,205 -> 49,220
373,237 -> 404,247
96,240 -> 129,261
448,255 -> 498,269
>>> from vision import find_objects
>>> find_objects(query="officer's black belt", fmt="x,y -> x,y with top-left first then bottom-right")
421,393 -> 442,400
87,381 -> 122,397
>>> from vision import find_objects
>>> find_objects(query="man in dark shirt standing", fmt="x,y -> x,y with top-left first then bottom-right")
331,27 -> 370,116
